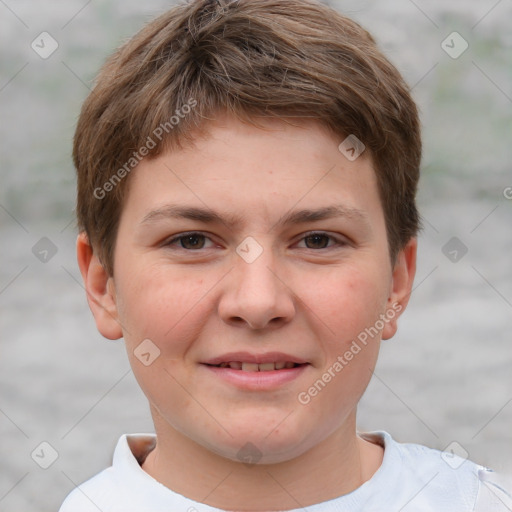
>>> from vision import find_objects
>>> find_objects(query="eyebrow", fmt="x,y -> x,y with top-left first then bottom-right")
140,204 -> 369,230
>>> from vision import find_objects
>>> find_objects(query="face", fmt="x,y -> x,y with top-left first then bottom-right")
80,115 -> 416,464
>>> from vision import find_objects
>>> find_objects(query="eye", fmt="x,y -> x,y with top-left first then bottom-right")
296,232 -> 345,250
164,232 -> 215,250
162,231 -> 346,252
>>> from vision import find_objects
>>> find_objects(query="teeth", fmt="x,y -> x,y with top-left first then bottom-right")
241,362 -> 259,372
216,361 -> 299,371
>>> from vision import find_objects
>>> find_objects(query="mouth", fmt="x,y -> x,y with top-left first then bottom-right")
200,353 -> 311,390
204,361 -> 306,371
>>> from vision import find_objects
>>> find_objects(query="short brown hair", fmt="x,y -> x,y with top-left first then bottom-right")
74,0 -> 421,275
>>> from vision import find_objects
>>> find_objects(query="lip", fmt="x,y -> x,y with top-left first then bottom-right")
200,363 -> 310,391
202,351 -> 309,366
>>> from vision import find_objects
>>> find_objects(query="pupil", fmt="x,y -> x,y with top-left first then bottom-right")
182,235 -> 204,249
306,234 -> 328,249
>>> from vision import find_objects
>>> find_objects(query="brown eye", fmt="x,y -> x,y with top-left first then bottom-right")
179,234 -> 206,249
297,232 -> 347,250
163,231 -> 217,252
304,233 -> 330,249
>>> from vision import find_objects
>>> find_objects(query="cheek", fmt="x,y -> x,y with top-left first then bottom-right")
296,264 -> 389,343
115,261 -> 213,355
294,269 -> 384,431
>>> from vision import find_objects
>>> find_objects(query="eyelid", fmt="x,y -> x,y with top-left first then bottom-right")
161,230 -> 348,251
294,231 -> 348,249
162,231 -> 218,249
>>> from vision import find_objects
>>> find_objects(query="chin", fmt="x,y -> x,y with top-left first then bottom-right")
199,416 -> 315,465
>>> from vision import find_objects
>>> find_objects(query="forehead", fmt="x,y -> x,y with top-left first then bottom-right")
121,115 -> 383,228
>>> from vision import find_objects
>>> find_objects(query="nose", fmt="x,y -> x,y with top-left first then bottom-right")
218,249 -> 296,330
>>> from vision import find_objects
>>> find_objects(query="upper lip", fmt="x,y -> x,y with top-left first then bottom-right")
202,351 -> 309,365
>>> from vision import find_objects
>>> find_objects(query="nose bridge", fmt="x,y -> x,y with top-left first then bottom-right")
234,233 -> 275,276
235,242 -> 282,301
218,239 -> 295,329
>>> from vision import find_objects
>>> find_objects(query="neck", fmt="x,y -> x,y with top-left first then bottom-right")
141,409 -> 383,511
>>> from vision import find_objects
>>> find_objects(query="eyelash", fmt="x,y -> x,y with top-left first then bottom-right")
162,231 -> 347,251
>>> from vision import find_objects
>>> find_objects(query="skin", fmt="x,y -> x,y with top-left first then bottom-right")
78,115 -> 416,510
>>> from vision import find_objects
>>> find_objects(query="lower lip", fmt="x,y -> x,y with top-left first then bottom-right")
201,364 -> 310,390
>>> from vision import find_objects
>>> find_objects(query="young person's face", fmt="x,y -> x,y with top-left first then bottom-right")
80,115 -> 416,464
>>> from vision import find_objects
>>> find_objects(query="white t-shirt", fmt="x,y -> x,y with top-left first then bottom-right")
59,431 -> 511,512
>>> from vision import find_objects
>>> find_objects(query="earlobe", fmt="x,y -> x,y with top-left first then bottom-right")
76,232 -> 123,340
382,238 -> 417,340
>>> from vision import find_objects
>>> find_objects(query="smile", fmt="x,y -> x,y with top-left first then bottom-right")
206,361 -> 303,371
201,362 -> 310,391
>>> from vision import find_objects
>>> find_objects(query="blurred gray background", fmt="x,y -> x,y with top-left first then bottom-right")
1,1 -> 511,510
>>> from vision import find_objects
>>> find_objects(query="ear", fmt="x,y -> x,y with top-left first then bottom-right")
76,232 -> 123,340
382,238 -> 417,340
